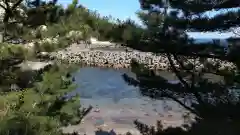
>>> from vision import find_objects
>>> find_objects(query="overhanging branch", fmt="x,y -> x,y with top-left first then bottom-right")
12,0 -> 24,10
0,3 -> 6,10
168,53 -> 206,108
163,91 -> 200,118
167,53 -> 190,88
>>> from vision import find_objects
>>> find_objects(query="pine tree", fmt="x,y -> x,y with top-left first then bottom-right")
0,0 -> 26,42
123,0 -> 240,135
0,43 -> 27,91
0,63 -> 92,135
26,0 -> 64,26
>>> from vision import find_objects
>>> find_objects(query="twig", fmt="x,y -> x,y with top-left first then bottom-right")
167,53 -> 190,88
163,91 -> 200,118
12,0 -> 24,10
232,29 -> 240,37
0,3 -> 6,10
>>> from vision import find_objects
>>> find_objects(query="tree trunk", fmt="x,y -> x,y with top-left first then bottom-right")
3,10 -> 10,42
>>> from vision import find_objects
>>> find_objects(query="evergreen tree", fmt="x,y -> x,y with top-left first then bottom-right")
25,0 -> 64,26
0,0 -> 26,42
0,63 -> 92,135
0,43 -> 28,91
123,0 -> 240,135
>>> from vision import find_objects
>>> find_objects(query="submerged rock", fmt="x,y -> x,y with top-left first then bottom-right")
95,118 -> 105,126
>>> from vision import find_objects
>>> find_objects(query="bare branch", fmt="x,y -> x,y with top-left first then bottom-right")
172,54 -> 193,72
167,53 -> 190,88
163,90 -> 200,118
12,0 -> 24,10
232,29 -> 240,37
0,3 -> 7,10
191,59 -> 197,88
168,53 -> 206,107
4,0 -> 10,9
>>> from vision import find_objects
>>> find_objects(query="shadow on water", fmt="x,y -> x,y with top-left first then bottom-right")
72,67 -> 182,100
73,67 -> 140,100
63,66 -> 225,135
70,67 -> 222,107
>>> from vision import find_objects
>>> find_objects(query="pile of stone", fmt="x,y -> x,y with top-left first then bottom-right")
51,44 -> 236,71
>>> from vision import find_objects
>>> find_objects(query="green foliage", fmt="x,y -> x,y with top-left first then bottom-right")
1,0 -> 143,48
0,0 -> 26,41
0,43 -> 31,92
123,0 -> 240,135
66,0 -> 78,14
0,1 -> 146,135
0,64 -> 89,135
38,42 -> 57,52
57,37 -> 72,48
0,44 -> 26,60
43,23 -> 68,38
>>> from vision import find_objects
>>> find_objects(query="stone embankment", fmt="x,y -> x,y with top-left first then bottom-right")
51,43 -> 236,71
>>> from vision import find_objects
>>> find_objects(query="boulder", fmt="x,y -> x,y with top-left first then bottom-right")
17,61 -> 53,71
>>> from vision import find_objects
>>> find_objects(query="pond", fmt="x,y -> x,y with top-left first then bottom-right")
73,67 -> 139,100
65,67 -> 188,135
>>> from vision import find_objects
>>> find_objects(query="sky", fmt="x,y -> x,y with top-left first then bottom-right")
60,0 -> 141,21
59,0 -> 239,39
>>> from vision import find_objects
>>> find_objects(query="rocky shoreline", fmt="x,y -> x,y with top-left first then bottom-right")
62,98 -> 191,135
50,43 -> 236,71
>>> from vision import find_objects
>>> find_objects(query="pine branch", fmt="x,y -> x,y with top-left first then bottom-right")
172,54 -> 193,72
168,53 -> 207,110
4,0 -> 10,9
169,0 -> 240,13
187,9 -> 240,31
163,91 -> 200,117
231,28 -> 240,36
12,0 -> 24,10
0,3 -> 6,10
167,53 -> 190,88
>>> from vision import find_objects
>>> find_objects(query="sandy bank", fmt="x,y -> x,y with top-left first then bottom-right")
62,98 -> 193,135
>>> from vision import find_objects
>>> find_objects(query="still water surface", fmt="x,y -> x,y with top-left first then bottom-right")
64,67 -> 190,134
73,67 -> 179,100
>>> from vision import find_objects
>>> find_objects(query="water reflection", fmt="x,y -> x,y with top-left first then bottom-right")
66,68 -> 186,134
73,67 -> 141,100
72,67 -> 181,100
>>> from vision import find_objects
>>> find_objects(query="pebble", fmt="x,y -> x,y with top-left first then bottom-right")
144,113 -> 150,116
51,43 -> 236,71
158,113 -> 164,117
94,108 -> 100,113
